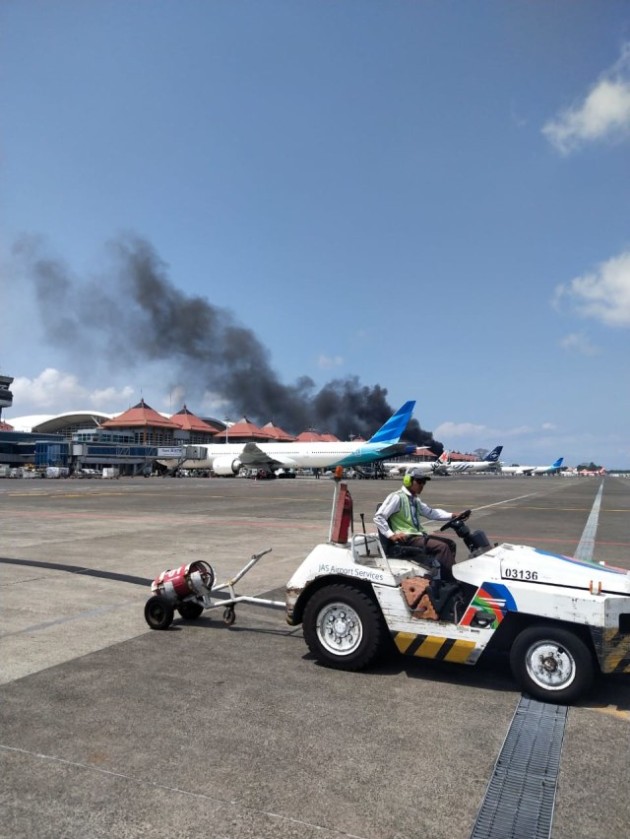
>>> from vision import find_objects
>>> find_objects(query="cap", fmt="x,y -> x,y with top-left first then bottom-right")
407,469 -> 431,482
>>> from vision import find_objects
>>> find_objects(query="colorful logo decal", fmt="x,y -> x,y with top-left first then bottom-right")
461,582 -> 517,628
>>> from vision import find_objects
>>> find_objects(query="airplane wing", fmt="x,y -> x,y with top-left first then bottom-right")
237,442 -> 296,470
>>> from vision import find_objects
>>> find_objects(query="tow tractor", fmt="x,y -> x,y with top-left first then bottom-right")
144,478 -> 630,704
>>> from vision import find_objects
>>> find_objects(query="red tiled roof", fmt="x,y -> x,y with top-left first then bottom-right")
260,422 -> 296,442
294,430 -> 341,442
414,447 -> 436,458
0,421 -> 14,431
102,399 -> 179,430
216,417 -> 270,440
295,430 -> 325,442
449,452 -> 478,461
170,405 -> 217,433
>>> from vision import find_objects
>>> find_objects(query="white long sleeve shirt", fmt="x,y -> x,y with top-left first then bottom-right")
373,486 -> 452,539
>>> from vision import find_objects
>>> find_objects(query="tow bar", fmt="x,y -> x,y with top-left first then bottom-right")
144,548 -> 283,630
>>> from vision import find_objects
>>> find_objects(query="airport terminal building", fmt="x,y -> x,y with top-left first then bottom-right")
1,385 -> 462,476
1,400 -> 349,476
0,401 -> 227,476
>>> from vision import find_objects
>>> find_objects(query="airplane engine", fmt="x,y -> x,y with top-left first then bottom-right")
212,455 -> 243,476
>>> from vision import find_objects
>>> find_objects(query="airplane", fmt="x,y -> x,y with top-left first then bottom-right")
443,445 -> 503,474
383,450 -> 450,477
501,457 -> 564,476
184,401 -> 417,476
530,457 -> 564,475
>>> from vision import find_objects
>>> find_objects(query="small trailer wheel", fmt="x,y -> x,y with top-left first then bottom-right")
223,606 -> 236,626
145,595 -> 175,630
177,601 -> 204,620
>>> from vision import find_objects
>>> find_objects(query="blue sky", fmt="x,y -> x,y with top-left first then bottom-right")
2,1 -> 629,467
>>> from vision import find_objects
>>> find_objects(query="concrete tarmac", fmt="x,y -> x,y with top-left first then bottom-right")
0,475 -> 628,838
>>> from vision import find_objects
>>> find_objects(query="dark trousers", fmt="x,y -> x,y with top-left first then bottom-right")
402,534 -> 457,580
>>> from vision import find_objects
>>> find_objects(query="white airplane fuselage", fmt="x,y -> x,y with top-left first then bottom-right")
501,458 -> 563,476
383,460 -> 437,476
446,460 -> 501,474
179,400 -> 417,475
205,442 -> 386,468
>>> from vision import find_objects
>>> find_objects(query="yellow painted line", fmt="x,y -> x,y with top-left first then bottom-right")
443,639 -> 477,663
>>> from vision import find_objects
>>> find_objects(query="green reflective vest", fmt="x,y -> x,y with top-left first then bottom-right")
388,490 -> 425,534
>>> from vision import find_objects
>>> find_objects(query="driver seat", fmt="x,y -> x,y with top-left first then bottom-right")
377,530 -> 441,578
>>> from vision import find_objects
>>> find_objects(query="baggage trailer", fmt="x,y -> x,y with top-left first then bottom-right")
144,548 -> 282,630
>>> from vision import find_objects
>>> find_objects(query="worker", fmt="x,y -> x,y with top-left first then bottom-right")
374,469 -> 464,581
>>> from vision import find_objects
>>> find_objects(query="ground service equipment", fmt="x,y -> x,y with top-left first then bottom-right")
145,479 -> 630,705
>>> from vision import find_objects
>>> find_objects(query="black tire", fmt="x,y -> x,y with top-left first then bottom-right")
510,625 -> 594,704
302,584 -> 386,671
144,595 -> 175,630
177,600 -> 204,620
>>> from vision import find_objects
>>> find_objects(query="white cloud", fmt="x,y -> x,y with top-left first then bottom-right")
12,368 -> 87,409
434,420 -> 554,447
200,390 -> 231,417
90,385 -> 135,410
434,421 -> 488,439
555,251 -> 630,327
317,354 -> 344,369
11,368 -> 136,413
559,332 -> 600,356
543,43 -> 630,154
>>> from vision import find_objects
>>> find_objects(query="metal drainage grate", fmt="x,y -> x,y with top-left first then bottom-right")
469,696 -> 568,839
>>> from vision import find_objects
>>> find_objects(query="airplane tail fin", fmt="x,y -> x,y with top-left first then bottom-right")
552,457 -> 564,468
368,401 -> 415,444
487,445 -> 503,462
438,450 -> 450,464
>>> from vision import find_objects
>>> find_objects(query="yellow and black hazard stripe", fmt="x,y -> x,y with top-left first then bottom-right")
591,628 -> 630,674
392,631 -> 477,664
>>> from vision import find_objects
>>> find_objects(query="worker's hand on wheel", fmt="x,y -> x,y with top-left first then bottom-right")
390,532 -> 407,542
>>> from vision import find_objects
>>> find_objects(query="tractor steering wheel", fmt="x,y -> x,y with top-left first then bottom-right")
439,509 -> 472,532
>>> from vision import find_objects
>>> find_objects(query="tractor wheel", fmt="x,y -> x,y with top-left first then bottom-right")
144,595 -> 175,630
177,601 -> 204,620
510,625 -> 594,704
302,584 -> 385,671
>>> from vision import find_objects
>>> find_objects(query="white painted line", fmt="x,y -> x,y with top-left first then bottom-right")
0,744 -> 369,839
574,480 -> 605,562
473,493 -> 537,512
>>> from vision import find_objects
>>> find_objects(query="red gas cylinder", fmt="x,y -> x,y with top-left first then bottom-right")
331,483 -> 353,544
151,560 -> 215,603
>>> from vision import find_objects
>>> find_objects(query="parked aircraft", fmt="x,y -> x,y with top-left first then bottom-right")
501,457 -> 564,476
531,457 -> 564,475
185,401 -> 417,475
445,445 -> 503,474
384,450 -> 450,477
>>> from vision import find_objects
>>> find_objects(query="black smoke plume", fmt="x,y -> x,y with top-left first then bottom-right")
15,234 -> 441,447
